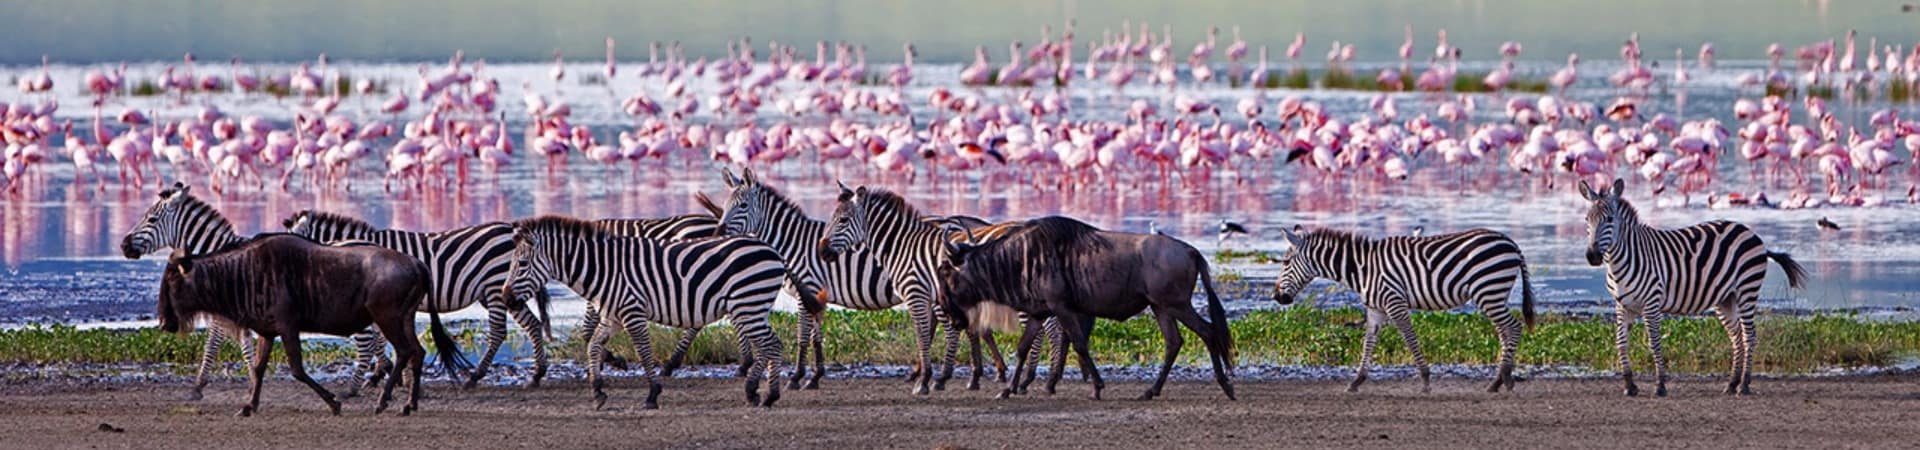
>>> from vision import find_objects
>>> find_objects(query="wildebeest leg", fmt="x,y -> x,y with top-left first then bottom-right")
964,329 -> 987,390
1140,309 -> 1184,401
1351,308 -> 1385,392
1056,313 -> 1103,400
661,326 -> 701,378
1044,318 -> 1087,395
238,335 -> 273,417
465,308 -> 513,390
375,311 -> 426,417
981,329 -> 1008,384
279,332 -> 341,415
1166,306 -> 1236,400
998,317 -> 1044,399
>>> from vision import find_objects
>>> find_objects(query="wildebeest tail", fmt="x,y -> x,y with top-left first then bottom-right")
1768,251 -> 1809,290
428,311 -> 474,377
1192,250 -> 1235,371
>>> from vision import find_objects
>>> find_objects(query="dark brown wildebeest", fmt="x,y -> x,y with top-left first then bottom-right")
938,216 -> 1236,401
158,234 -> 433,417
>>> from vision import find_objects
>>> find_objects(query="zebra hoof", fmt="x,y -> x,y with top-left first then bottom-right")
1655,387 -> 1668,397
967,379 -> 981,391
911,385 -> 930,396
593,393 -> 608,410
787,378 -> 804,390
804,378 -> 820,390
1623,384 -> 1639,397
761,390 -> 780,408
236,407 -> 254,417
1739,387 -> 1755,396
185,390 -> 204,402
399,405 -> 415,417
745,392 -> 761,407
326,400 -> 342,416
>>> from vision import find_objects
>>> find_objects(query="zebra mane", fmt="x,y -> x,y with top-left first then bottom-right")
744,178 -> 808,217
858,188 -> 926,223
185,233 -> 316,262
1305,228 -> 1371,246
159,189 -> 235,231
292,210 -> 376,233
516,215 -> 612,240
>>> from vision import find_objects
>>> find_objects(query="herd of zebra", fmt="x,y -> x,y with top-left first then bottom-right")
116,171 -> 1810,416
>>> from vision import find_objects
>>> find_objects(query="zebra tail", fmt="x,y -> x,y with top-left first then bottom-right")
428,311 -> 474,377
1192,251 -> 1235,371
1767,251 -> 1810,290
1519,257 -> 1537,332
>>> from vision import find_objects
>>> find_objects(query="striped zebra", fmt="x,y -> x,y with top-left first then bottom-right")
119,182 -> 257,401
507,215 -> 787,409
1578,179 -> 1808,396
283,210 -> 550,390
584,213 -> 740,376
1272,225 -> 1537,393
715,169 -> 1010,391
821,183 -> 1012,395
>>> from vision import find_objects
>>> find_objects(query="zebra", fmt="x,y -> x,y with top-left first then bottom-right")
283,210 -> 550,390
1271,225 -> 1538,393
507,215 -> 788,409
583,212 -> 740,376
821,183 -> 1015,395
119,182 -> 259,401
715,169 -> 1012,391
1578,179 -> 1808,396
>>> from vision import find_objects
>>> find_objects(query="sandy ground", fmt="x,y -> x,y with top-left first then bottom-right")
4,374 -> 1920,449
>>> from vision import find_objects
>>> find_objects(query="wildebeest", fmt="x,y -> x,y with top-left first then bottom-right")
938,216 -> 1235,401
157,234 -> 434,417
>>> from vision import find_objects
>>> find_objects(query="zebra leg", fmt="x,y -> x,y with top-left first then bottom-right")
661,326 -> 701,378
238,335 -> 273,417
807,319 -> 825,389
278,333 -> 341,416
735,330 -> 757,377
1738,314 -> 1757,395
1046,317 -> 1086,395
935,312 -> 962,391
1715,307 -> 1743,395
578,305 -> 627,371
586,314 -> 615,410
347,329 -> 387,398
507,305 -> 550,388
1614,304 -> 1639,396
1485,298 -> 1524,393
1140,309 -> 1184,401
1351,308 -> 1385,393
734,311 -> 784,407
190,327 -> 228,401
998,317 -> 1044,399
908,298 -> 936,396
1643,308 -> 1669,397
1386,303 -> 1431,394
617,314 -> 664,410
787,315 -> 812,389
465,308 -> 514,390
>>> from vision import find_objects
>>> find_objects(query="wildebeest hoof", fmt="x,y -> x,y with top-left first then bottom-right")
787,379 -> 804,390
1135,390 -> 1158,401
400,405 -> 415,416
994,389 -> 1013,400
326,400 -> 342,416
185,390 -> 204,402
236,407 -> 254,417
1655,386 -> 1668,397
912,385 -> 929,396
593,393 -> 609,410
641,401 -> 659,410
804,379 -> 820,390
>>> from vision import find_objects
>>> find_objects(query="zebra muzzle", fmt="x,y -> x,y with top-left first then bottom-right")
816,239 -> 837,260
1585,249 -> 1605,266
1274,292 -> 1295,305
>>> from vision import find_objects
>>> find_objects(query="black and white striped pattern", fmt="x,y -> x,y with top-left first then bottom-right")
508,215 -> 787,409
820,184 -> 986,395
284,210 -> 550,389
119,182 -> 257,400
1579,179 -> 1808,397
587,214 -> 731,375
1274,226 -> 1537,393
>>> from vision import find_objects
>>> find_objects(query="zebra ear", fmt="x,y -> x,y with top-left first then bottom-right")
720,167 -> 739,188
836,180 -> 853,200
1282,225 -> 1304,247
741,167 -> 758,184
1577,180 -> 1597,200
1608,178 -> 1625,198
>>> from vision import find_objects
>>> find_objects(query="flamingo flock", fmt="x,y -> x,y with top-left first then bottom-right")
4,24 -> 1920,210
